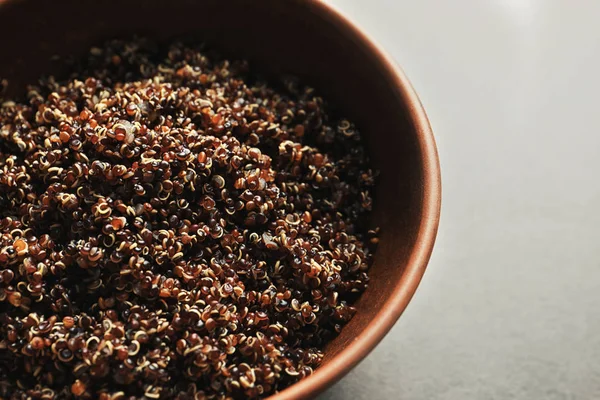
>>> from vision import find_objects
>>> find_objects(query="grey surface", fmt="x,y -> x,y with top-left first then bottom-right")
320,1 -> 600,399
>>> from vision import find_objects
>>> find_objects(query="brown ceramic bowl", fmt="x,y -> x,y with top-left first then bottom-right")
0,0 -> 441,398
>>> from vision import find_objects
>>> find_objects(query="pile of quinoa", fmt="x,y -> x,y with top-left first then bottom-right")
0,39 -> 378,399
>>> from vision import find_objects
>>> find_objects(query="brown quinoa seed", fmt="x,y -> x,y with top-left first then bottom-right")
71,380 -> 86,396
62,316 -> 75,329
0,38 -> 378,399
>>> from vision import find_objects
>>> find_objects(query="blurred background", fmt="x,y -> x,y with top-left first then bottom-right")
321,1 -> 600,399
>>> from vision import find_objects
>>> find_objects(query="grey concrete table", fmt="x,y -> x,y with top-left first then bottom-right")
320,1 -> 600,399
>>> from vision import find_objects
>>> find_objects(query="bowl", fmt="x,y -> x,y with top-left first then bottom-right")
0,0 -> 441,398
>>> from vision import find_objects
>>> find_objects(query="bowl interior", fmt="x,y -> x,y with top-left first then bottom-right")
0,0 -> 435,397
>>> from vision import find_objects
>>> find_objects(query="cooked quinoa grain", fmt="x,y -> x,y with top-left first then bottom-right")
0,39 -> 378,399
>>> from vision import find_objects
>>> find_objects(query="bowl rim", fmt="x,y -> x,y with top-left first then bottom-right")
0,0 -> 441,398
269,1 -> 441,399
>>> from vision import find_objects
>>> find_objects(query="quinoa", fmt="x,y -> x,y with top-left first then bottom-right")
0,39 -> 378,399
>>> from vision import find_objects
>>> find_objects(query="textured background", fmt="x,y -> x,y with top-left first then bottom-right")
320,1 -> 600,399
